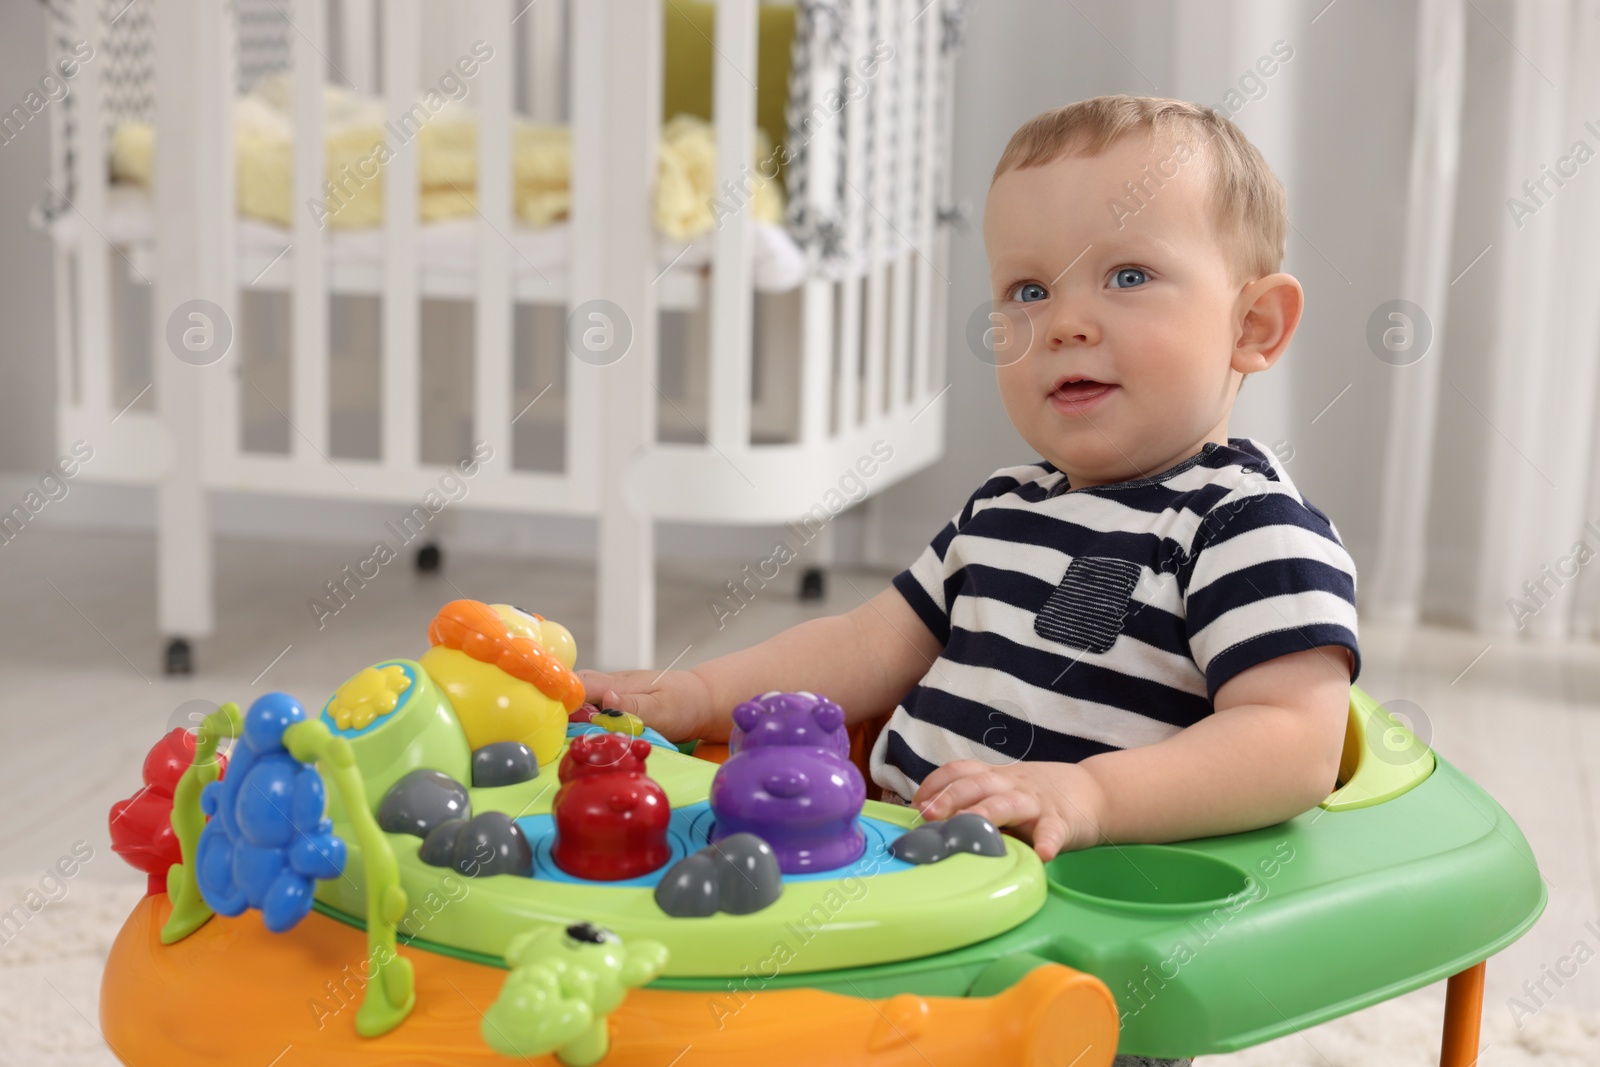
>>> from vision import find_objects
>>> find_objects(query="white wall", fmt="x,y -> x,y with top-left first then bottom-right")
0,0 -> 60,474
868,0 -> 1418,582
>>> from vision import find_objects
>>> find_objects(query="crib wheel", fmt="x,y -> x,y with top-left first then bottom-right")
800,567 -> 826,601
164,638 -> 193,676
416,543 -> 443,574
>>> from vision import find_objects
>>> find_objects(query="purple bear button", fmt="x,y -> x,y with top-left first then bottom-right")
711,691 -> 866,874
727,690 -> 854,758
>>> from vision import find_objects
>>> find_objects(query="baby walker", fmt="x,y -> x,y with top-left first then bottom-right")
100,599 -> 1544,1066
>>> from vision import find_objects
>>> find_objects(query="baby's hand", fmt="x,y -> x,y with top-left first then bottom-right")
574,668 -> 713,743
911,760 -> 1107,862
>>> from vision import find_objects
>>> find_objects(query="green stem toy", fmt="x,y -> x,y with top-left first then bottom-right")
161,702 -> 239,944
283,718 -> 416,1037
161,704 -> 416,1038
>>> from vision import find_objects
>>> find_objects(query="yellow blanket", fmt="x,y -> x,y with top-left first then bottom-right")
110,75 -> 783,241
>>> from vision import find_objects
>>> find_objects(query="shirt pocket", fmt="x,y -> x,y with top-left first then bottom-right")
1034,556 -> 1145,654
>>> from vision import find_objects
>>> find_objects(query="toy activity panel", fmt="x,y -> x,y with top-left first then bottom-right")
300,608 -> 1045,976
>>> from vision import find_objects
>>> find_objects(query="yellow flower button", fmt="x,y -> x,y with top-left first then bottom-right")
328,664 -> 412,731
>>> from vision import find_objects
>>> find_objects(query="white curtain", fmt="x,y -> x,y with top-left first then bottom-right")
1365,0 -> 1600,642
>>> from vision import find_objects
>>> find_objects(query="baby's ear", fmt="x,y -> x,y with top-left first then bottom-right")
812,701 -> 844,734
732,700 -> 764,733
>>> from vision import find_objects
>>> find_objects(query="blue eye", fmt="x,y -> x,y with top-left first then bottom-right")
1109,267 -> 1148,289
1011,282 -> 1048,303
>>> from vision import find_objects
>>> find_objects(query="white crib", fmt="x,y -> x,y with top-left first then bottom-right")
40,0 -> 962,671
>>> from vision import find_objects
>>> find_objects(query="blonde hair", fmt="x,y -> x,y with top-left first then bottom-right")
991,95 -> 1286,284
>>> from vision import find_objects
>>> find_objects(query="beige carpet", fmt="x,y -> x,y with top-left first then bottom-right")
2,877 -> 1593,1067
1202,982 -> 1599,1066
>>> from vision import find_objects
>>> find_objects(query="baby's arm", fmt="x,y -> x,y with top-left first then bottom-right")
914,645 -> 1352,858
577,584 -> 942,743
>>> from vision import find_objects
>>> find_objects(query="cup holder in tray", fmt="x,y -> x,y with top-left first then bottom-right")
1046,845 -> 1255,913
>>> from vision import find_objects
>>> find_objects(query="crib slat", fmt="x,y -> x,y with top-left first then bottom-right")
53,248 -> 75,410
798,0 -> 843,446
47,20 -> 76,412
71,0 -> 108,418
383,0 -> 420,470
340,0 -> 378,93
911,0 -> 940,401
799,281 -> 836,444
929,4 -> 956,398
525,0 -> 566,122
837,0 -> 870,430
861,0 -> 893,423
291,0 -> 330,460
473,0 -> 514,472
708,0 -> 758,452
862,258 -> 890,424
566,0 -> 604,499
203,0 -> 240,461
887,0 -> 915,412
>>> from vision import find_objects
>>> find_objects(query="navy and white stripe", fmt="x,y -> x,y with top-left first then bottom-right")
869,438 -> 1360,801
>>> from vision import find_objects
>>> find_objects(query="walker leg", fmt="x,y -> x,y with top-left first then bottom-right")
1439,960 -> 1486,1067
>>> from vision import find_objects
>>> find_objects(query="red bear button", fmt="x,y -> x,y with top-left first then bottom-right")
110,727 -> 229,896
551,732 -> 671,881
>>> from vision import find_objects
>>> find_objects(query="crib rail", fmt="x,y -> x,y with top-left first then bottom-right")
46,0 -> 960,667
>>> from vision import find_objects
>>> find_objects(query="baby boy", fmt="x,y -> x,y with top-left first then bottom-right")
581,94 -> 1359,882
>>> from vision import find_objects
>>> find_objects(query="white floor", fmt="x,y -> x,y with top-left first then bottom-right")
0,527 -> 1596,1065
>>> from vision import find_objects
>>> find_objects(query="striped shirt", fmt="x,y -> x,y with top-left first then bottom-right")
869,437 -> 1360,801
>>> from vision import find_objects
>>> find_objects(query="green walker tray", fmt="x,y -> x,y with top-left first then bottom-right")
311,682 -> 1544,1058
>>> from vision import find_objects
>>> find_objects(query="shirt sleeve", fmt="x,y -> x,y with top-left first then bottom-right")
1182,489 -> 1361,699
890,479 -> 1000,647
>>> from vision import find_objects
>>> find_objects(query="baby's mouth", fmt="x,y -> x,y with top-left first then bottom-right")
1051,378 -> 1117,402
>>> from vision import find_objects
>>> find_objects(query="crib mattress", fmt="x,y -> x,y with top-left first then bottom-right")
54,185 -> 809,295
